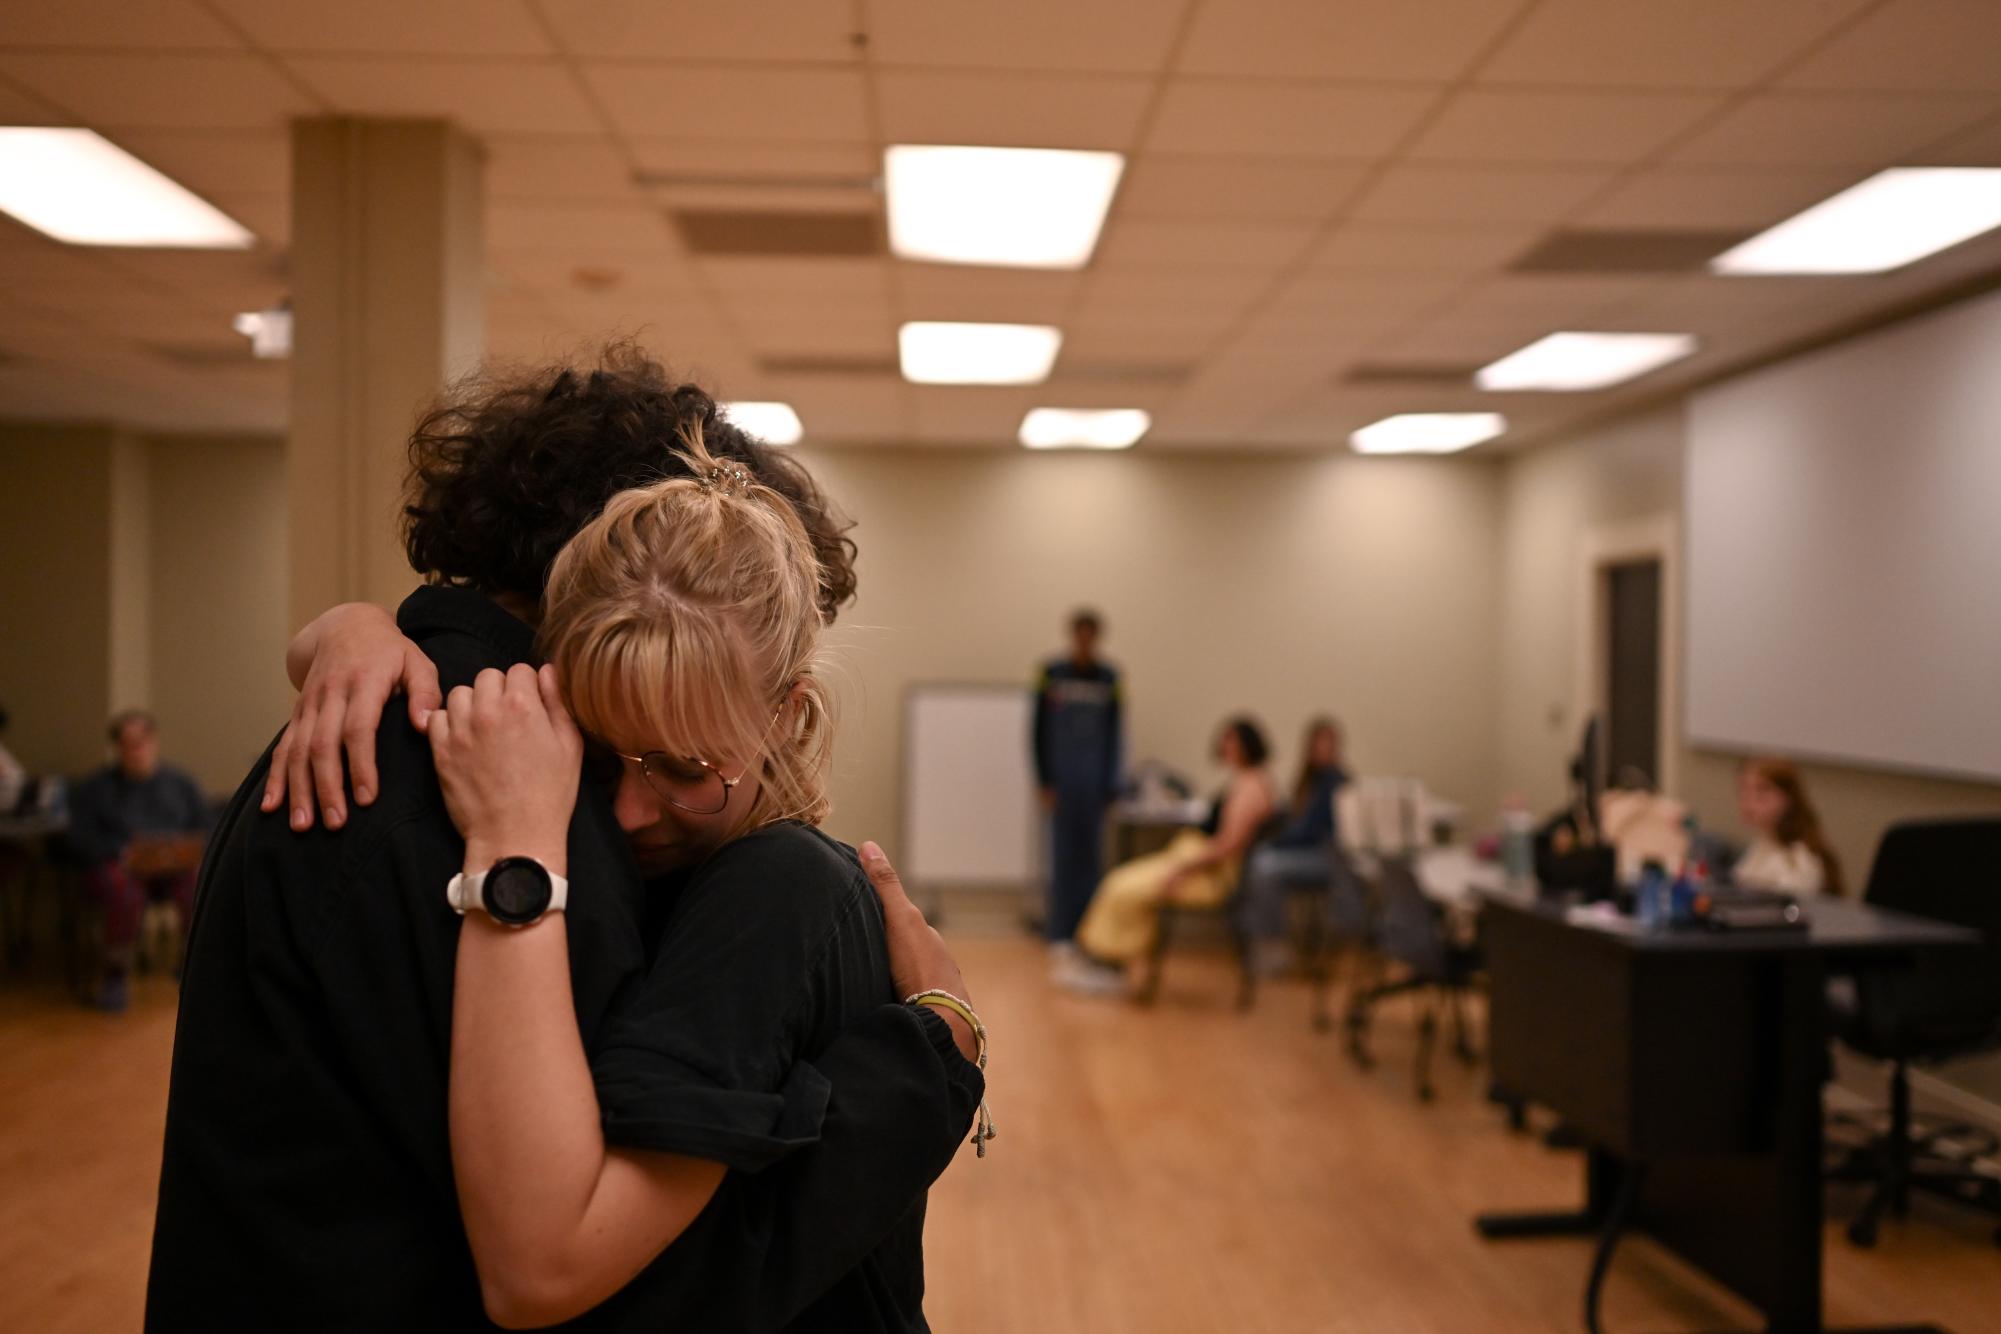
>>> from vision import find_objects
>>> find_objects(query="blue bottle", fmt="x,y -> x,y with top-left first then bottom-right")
1636,859 -> 1669,931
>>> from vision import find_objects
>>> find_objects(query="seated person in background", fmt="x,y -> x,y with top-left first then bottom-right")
0,701 -> 25,813
1733,756 -> 1842,896
1058,716 -> 1276,995
67,710 -> 209,1011
1237,717 -> 1349,974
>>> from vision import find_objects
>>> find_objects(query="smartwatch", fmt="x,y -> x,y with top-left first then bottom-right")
447,856 -> 568,927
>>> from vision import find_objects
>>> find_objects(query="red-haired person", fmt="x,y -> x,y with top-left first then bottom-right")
1734,757 -> 1842,897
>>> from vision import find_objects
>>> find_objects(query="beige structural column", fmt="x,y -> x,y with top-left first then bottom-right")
287,118 -> 484,628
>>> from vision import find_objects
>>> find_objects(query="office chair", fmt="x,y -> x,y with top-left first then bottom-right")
1827,818 -> 2001,1247
1342,853 -> 1479,1101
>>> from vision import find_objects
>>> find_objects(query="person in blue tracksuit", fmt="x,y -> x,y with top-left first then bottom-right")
1033,609 -> 1123,954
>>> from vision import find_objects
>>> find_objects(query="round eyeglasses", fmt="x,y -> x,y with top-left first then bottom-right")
611,707 -> 785,816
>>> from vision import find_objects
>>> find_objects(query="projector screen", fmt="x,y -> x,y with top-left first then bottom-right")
1686,287 -> 2001,782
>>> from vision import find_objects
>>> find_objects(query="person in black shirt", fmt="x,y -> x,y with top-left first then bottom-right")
147,349 -> 984,1332
67,710 -> 210,1011
1032,609 -> 1122,962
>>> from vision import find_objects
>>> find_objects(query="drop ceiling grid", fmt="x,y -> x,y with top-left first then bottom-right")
5,1 -> 2001,440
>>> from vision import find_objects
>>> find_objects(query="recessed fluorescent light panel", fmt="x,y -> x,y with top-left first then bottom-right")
1350,413 -> 1506,455
885,145 -> 1124,270
1476,331 -> 1698,392
232,308 -> 292,359
1712,167 -> 2001,275
899,321 -> 1062,385
0,127 -> 253,248
1019,408 -> 1150,450
721,401 -> 804,445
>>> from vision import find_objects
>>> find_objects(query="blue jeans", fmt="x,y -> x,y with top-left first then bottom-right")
1046,793 -> 1108,943
1237,844 -> 1336,940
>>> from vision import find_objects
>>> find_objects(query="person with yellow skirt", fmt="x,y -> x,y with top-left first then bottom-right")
1056,717 -> 1277,996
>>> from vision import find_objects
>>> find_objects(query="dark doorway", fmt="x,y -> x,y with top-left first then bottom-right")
1605,560 -> 1662,789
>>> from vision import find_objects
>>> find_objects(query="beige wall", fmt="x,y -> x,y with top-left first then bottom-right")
1494,404 -> 2001,886
795,446 -> 1506,858
146,435 -> 292,792
0,423 -> 119,777
0,425 -> 290,794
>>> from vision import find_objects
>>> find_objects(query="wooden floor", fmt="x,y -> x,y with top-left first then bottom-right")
3,935 -> 1998,1333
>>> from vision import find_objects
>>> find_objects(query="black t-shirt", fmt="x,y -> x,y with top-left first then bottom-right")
588,821 -> 928,1333
147,587 -> 979,1334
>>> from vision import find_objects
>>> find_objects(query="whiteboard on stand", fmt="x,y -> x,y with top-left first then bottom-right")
901,683 -> 1040,892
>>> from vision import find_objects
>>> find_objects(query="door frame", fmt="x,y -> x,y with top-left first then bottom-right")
1574,514 -> 1680,797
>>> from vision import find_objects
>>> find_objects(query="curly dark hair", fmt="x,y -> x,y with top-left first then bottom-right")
402,343 -> 858,620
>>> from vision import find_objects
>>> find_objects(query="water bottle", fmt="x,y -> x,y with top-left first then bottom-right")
1501,798 -> 1535,893
1636,859 -> 1668,931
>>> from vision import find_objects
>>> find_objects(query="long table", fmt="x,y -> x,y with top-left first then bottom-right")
1477,893 -> 1979,1334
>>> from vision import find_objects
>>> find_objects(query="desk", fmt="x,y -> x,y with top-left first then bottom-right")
1477,895 -> 1978,1334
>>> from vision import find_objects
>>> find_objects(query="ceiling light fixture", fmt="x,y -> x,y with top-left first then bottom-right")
899,321 -> 1063,385
721,401 -> 804,445
0,127 -> 253,248
1019,407 -> 1150,450
1350,412 -> 1506,455
1712,167 -> 2001,275
232,306 -> 292,359
1476,331 -> 1698,392
885,145 -> 1124,270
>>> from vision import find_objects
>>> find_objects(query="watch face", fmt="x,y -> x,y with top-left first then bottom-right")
484,857 -> 553,926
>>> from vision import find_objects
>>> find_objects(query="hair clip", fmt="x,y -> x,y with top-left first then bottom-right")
699,463 -> 754,495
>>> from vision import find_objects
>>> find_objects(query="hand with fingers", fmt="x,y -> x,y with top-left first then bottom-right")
859,841 -> 978,1065
426,664 -> 582,872
262,602 -> 445,832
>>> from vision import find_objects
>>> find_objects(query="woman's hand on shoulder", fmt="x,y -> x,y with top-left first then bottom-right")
263,602 -> 444,832
428,664 -> 581,873
858,841 -> 979,1064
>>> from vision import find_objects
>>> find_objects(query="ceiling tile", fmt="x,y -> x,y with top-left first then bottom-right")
1093,218 -> 1319,273
698,256 -> 893,300
866,0 -> 1183,73
875,70 -> 1151,151
0,75 -> 69,124
0,0 -> 244,51
283,56 -> 600,136
0,52 -> 319,129
1480,0 -> 1873,89
103,129 -> 289,198
487,250 -> 697,298
1177,0 -> 1529,81
1350,164 -> 1617,223
1781,0 -> 2001,94
210,192 -> 288,247
1573,164 -> 1866,229
1117,156 -> 1367,221
538,0 -> 859,62
761,375 -> 904,441
726,303 -> 895,358
1309,221 -> 1544,273
1062,318 -> 1223,363
1911,113 -> 2001,166
208,0 -> 550,56
1146,80 -> 1439,159
907,385 -> 1034,444
485,136 -> 635,200
1665,92 -> 1999,166
1081,270 -> 1269,318
96,249 -> 291,312
584,65 -> 870,141
1446,272 -> 1662,321
1407,89 -> 1724,164
488,202 -> 674,252
896,266 -> 1080,323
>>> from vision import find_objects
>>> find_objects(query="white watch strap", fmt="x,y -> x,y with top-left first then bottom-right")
446,864 -> 569,918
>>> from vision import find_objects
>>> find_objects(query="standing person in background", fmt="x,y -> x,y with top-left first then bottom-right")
1033,609 -> 1123,975
66,711 -> 210,1011
1734,756 -> 1842,896
0,702 -> 25,814
1237,717 -> 1349,975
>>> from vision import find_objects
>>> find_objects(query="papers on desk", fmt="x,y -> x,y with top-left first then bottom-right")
1563,901 -> 1644,934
